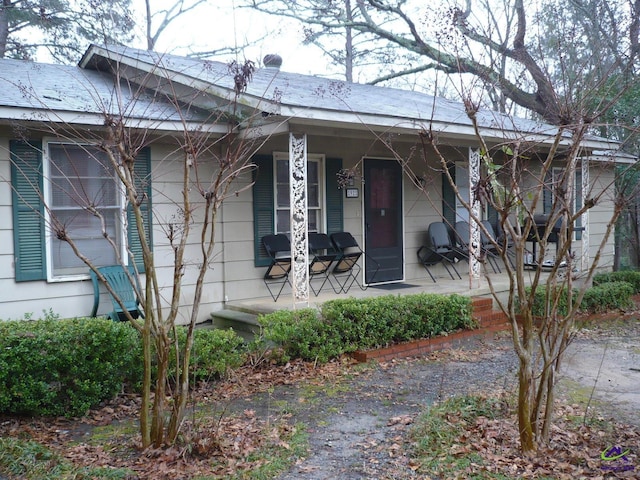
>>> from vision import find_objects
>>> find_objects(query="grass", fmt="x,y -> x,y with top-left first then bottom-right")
0,437 -> 135,479
410,395 -> 510,479
0,414 -> 308,480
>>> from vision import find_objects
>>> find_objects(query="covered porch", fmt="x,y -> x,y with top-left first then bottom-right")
210,268 -> 543,340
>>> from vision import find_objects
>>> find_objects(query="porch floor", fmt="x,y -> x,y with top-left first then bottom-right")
224,270 -> 523,316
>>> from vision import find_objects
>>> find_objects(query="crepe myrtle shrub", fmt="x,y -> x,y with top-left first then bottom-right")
593,270 -> 640,293
168,327 -> 246,383
259,294 -> 474,363
0,318 -> 142,417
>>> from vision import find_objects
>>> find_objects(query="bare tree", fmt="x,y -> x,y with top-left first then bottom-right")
0,0 -> 134,62
8,55 -> 268,447
247,0 -> 640,125
406,107 -> 634,453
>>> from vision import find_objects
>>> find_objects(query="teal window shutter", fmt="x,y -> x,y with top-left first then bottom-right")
253,155 -> 274,267
442,162 -> 456,226
325,157 -> 344,236
127,147 -> 153,271
10,140 -> 46,282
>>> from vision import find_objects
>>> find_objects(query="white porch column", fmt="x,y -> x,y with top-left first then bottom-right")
581,158 -> 589,272
468,148 -> 482,287
289,132 -> 309,306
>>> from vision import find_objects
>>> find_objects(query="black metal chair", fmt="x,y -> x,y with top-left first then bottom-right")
417,221 -> 461,282
261,234 -> 292,301
453,221 -> 471,264
454,220 -> 501,274
308,233 -> 338,296
330,232 -> 378,293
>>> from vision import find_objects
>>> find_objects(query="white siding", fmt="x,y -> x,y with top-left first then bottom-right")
0,128 -> 621,322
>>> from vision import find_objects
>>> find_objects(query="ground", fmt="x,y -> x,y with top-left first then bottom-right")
0,311 -> 639,479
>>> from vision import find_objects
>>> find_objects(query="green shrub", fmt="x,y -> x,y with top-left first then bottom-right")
593,270 -> 640,293
527,286 -> 573,317
580,281 -> 634,313
0,318 -> 142,417
526,280 -> 634,317
170,327 -> 246,382
259,294 -> 473,363
258,308 -> 346,363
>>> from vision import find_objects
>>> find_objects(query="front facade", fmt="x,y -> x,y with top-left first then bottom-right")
0,45 -> 626,321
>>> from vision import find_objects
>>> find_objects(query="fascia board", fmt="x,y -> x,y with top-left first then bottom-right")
272,106 -> 622,152
0,107 -> 228,134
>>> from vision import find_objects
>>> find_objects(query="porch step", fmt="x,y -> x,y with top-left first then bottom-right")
208,309 -> 261,342
471,296 -> 509,330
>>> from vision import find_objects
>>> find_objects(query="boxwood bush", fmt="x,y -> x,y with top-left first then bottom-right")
593,270 -> 640,293
0,318 -> 142,417
580,281 -> 634,313
0,318 -> 248,417
527,280 -> 635,316
170,327 -> 246,382
259,293 -> 474,363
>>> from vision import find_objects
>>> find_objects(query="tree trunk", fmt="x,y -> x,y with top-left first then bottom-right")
517,354 -> 536,452
151,332 -> 170,447
344,0 -> 353,82
0,0 -> 10,58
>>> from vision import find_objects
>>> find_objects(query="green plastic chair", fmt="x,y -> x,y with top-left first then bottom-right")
90,265 -> 144,321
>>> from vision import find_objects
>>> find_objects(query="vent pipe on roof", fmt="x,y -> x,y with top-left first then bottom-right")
263,54 -> 282,69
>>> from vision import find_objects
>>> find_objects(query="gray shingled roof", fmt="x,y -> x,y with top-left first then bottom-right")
82,44 -> 559,139
0,45 -> 624,152
0,57 -> 207,124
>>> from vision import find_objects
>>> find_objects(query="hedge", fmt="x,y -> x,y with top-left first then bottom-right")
593,270 -> 640,293
0,319 -> 248,417
0,318 -> 142,417
527,280 -> 635,317
259,293 -> 474,363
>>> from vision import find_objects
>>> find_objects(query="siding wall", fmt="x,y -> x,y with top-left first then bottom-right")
0,127 -> 620,322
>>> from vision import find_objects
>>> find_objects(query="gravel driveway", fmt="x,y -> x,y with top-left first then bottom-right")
228,320 -> 640,480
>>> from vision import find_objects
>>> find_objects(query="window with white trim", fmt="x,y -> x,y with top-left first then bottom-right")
274,153 -> 324,234
46,142 -> 123,279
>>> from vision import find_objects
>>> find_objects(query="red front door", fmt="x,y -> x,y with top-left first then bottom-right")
363,158 -> 404,284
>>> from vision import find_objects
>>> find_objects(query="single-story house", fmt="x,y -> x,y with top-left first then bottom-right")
0,44 -> 630,321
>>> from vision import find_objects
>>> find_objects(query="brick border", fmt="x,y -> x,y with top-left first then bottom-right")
351,323 -> 510,362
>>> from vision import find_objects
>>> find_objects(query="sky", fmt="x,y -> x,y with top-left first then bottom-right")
130,1 -> 338,78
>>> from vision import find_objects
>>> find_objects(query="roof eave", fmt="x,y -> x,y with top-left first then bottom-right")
0,107 -> 228,134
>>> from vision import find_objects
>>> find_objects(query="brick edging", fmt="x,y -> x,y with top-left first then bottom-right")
351,324 -> 510,363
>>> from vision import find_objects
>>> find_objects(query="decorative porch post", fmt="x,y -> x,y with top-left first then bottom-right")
289,132 -> 309,306
468,148 -> 482,287
581,158 -> 589,272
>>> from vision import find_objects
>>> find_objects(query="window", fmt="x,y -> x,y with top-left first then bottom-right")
46,143 -> 123,279
252,154 -> 343,267
10,140 -> 152,282
274,153 -> 324,235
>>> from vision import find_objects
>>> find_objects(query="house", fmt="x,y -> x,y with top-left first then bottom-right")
0,44 -> 630,321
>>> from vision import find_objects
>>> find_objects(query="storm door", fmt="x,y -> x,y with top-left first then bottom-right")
363,158 -> 404,284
